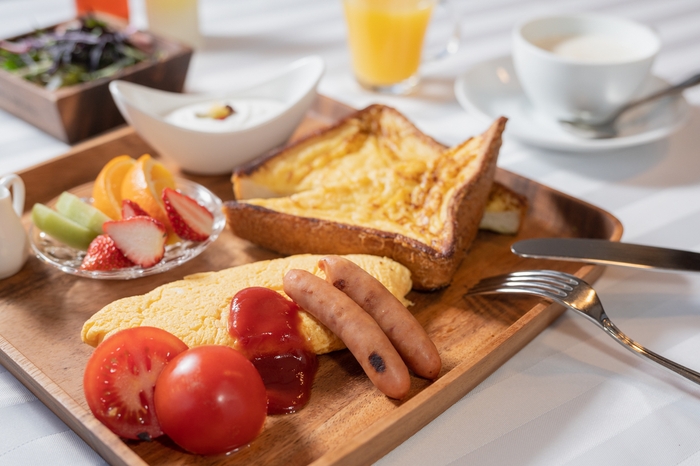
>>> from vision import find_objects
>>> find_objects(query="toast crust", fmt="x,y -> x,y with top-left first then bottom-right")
226,105 -> 507,290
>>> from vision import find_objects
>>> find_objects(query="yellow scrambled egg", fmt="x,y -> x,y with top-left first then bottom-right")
81,254 -> 412,355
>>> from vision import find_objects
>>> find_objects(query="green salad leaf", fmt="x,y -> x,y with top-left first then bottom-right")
0,16 -> 150,90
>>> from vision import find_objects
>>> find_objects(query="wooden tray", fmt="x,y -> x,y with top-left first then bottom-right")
0,96 -> 622,466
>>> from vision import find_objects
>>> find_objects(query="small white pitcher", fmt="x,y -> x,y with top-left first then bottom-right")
0,174 -> 28,279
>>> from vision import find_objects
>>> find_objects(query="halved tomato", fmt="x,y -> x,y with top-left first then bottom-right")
83,326 -> 188,440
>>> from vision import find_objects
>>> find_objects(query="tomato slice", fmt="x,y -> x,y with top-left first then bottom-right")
83,326 -> 188,440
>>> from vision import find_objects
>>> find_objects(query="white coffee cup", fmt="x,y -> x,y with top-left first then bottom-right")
512,14 -> 661,123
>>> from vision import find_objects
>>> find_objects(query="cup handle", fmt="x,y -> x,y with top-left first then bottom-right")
0,174 -> 26,217
423,0 -> 461,63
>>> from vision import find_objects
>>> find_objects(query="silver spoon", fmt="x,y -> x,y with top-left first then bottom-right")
559,72 -> 700,139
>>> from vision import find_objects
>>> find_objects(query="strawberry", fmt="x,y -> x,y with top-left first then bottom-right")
80,235 -> 135,271
103,216 -> 167,268
121,199 -> 150,219
162,188 -> 214,242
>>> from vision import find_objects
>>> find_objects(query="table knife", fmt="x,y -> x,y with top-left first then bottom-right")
511,238 -> 700,272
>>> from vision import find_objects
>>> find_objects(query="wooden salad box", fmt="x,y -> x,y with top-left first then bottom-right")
0,16 -> 192,144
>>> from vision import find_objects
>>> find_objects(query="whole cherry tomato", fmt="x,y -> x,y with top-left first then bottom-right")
154,345 -> 268,455
83,326 -> 188,440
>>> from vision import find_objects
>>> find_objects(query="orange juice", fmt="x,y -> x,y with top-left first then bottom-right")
344,0 -> 434,87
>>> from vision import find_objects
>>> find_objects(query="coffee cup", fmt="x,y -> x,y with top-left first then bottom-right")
343,0 -> 459,95
512,14 -> 661,123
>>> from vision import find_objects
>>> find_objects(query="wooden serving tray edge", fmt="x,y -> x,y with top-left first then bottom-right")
0,95 -> 623,465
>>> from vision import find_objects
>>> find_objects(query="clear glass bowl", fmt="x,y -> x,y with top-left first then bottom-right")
29,178 -> 226,280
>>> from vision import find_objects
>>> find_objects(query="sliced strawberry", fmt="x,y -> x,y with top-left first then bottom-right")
103,216 -> 167,268
121,199 -> 150,219
162,188 -> 214,242
80,235 -> 135,271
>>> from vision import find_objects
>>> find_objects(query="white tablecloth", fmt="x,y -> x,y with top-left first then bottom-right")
2,0 -> 700,465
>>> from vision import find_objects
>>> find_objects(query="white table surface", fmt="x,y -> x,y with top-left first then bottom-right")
2,0 -> 700,465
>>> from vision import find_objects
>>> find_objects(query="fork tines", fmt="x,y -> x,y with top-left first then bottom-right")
465,269 -> 578,298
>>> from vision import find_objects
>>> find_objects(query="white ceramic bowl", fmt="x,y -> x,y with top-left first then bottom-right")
512,15 -> 660,123
109,56 -> 325,175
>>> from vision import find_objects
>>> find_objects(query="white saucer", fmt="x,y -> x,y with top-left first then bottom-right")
454,56 -> 691,152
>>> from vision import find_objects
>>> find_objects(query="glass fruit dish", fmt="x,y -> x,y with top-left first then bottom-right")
29,178 -> 225,279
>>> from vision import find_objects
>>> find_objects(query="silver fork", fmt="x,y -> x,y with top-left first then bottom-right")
465,269 -> 700,385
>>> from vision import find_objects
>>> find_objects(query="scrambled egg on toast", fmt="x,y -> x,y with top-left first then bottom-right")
226,105 -> 510,290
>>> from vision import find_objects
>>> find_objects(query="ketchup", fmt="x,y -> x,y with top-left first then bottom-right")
229,287 -> 318,414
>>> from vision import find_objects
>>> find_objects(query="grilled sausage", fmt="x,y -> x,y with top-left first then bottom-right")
283,269 -> 411,400
319,256 -> 441,380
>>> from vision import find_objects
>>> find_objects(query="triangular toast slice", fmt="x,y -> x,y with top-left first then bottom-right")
225,104 -> 508,290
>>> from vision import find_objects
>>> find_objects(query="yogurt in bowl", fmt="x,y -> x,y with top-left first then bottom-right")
109,56 -> 325,175
164,98 -> 286,133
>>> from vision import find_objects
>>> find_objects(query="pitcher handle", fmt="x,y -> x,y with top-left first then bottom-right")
0,174 -> 26,216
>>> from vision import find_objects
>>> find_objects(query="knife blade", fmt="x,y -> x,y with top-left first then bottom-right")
511,238 -> 700,272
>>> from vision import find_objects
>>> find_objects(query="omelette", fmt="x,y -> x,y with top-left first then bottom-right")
81,254 -> 412,354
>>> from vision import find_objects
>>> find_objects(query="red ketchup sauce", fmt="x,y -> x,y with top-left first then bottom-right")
229,287 -> 318,414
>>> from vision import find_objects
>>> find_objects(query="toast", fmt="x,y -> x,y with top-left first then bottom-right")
81,254 -> 412,355
479,181 -> 527,234
225,104 -> 508,290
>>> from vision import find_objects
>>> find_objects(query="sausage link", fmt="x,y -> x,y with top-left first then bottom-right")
319,256 -> 441,380
283,269 -> 411,400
